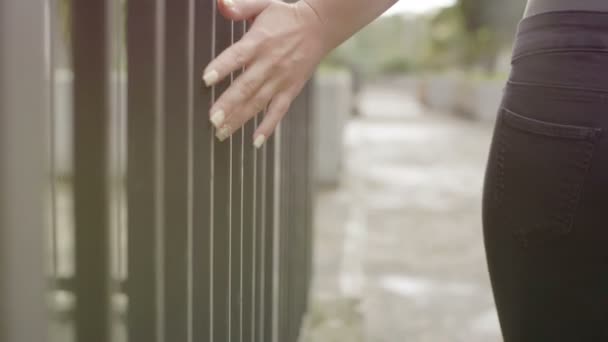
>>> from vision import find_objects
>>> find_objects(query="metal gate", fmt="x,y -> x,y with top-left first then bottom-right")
0,0 -> 314,341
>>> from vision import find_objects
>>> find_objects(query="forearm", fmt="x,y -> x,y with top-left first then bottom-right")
303,0 -> 399,50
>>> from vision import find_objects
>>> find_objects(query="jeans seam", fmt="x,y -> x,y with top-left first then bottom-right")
502,107 -> 603,140
512,47 -> 608,64
507,80 -> 608,97
565,138 -> 598,232
494,115 -> 507,206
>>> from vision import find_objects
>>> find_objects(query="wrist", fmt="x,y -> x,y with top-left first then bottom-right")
295,0 -> 336,53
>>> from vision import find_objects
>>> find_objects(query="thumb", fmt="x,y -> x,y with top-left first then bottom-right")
218,0 -> 272,21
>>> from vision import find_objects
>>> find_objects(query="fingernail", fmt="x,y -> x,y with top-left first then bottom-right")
210,110 -> 225,128
254,135 -> 266,149
223,0 -> 236,8
216,126 -> 231,142
203,70 -> 219,86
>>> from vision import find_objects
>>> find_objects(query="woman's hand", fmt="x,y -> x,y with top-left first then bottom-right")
203,0 -> 329,148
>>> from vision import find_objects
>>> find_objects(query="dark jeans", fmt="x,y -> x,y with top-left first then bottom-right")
482,12 -> 608,341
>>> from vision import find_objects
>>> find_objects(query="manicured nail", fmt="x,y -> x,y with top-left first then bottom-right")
203,70 -> 219,86
216,126 -> 231,142
223,0 -> 236,8
210,110 -> 225,128
254,135 -> 266,149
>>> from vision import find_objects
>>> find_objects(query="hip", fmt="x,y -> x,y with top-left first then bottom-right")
524,0 -> 608,17
483,11 -> 608,246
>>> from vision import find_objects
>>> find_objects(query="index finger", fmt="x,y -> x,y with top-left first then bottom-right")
203,38 -> 255,87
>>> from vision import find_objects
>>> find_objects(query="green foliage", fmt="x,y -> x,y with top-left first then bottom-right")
424,6 -> 468,69
324,15 -> 413,76
459,0 -> 526,41
426,0 -> 525,73
321,0 -> 527,76
59,0 -> 72,50
322,14 -> 434,77
378,57 -> 411,74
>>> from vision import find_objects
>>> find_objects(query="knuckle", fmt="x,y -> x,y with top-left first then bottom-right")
239,78 -> 258,97
277,60 -> 292,74
231,41 -> 254,66
274,95 -> 292,114
270,55 -> 289,71
268,53 -> 282,68
251,28 -> 271,41
232,48 -> 248,67
290,52 -> 304,64
252,96 -> 268,113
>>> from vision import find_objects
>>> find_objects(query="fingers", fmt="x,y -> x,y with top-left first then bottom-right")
218,0 -> 272,21
253,92 -> 293,148
214,81 -> 279,142
203,38 -> 256,87
209,59 -> 273,126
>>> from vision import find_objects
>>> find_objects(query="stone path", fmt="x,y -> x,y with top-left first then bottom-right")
304,82 -> 503,342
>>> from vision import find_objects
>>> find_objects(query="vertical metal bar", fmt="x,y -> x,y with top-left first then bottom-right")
280,111 -> 292,342
230,20 -> 246,342
257,133 -> 266,342
242,156 -> 255,342
213,10 -> 233,342
0,0 -> 49,341
126,0 -> 164,340
271,124 -> 283,342
242,105 -> 256,342
254,114 -> 266,342
275,115 -> 287,342
209,1 -> 217,339
71,0 -> 111,340
192,0 -> 214,341
250,120 -> 257,342
281,87 -> 311,342
290,93 -> 299,342
263,122 -> 277,342
287,111 -> 296,342
116,3 -> 129,289
46,2 -> 65,338
186,1 -> 195,342
108,0 -> 120,292
289,88 -> 311,341
155,0 -> 167,340
48,0 -> 76,339
278,2 -> 305,340
303,84 -> 315,317
162,0 -> 192,339
48,0 -> 59,283
107,0 -> 128,339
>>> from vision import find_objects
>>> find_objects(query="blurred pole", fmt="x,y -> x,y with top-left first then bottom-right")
71,0 -> 112,340
126,0 -> 165,341
0,0 -> 49,341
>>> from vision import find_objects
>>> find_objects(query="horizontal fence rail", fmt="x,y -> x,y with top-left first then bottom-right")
0,0 -> 315,342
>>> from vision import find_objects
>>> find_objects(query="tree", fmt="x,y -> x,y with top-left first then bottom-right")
457,0 -> 526,72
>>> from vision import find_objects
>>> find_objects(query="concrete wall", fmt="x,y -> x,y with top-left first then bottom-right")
419,75 -> 504,123
313,71 -> 353,187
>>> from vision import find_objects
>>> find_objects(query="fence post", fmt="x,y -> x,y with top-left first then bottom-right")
0,0 -> 49,341
71,0 -> 112,341
126,0 -> 165,341
1,2 -> 316,342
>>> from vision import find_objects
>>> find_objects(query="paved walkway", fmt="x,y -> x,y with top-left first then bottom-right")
304,82 -> 503,342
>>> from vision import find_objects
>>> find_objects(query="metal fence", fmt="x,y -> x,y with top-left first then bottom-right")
0,0 -> 314,342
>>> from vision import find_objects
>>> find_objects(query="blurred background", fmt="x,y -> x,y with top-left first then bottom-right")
2,0 -> 527,341
303,0 -> 526,341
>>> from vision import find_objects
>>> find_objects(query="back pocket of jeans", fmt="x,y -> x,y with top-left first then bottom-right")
493,108 -> 602,247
